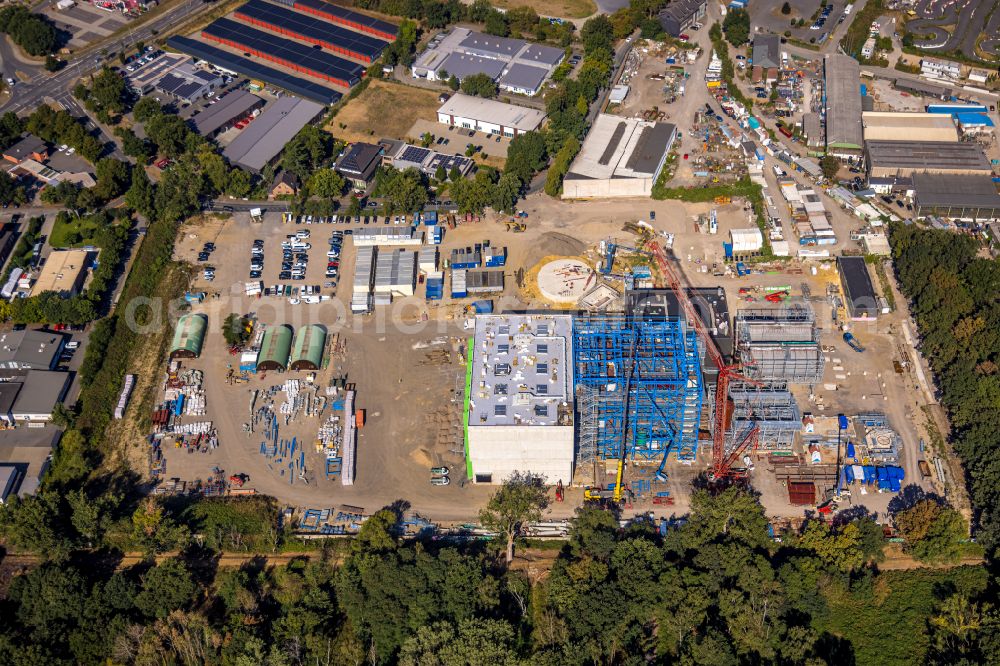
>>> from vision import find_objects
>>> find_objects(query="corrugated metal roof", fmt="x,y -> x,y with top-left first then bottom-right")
439,52 -> 505,80
192,89 -> 263,135
290,324 -> 326,370
170,314 -> 207,358
223,97 -> 325,172
824,55 -> 863,149
499,63 -> 547,92
256,324 -> 293,370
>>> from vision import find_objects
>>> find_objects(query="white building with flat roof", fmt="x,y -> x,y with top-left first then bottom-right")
921,58 -> 960,81
467,314 -> 574,484
437,93 -> 546,137
562,114 -> 677,199
412,27 -> 563,96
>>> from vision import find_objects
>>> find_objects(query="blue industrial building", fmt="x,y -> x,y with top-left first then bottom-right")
573,314 -> 703,464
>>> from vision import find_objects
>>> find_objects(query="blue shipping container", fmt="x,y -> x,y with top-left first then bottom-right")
472,300 -> 493,313
424,211 -> 438,226
426,278 -> 444,300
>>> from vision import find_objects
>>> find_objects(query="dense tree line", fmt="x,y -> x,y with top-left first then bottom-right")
889,224 -> 1000,553
353,0 -> 573,44
0,6 -> 57,57
26,105 -> 103,164
1,488 -> 997,664
74,67 -> 131,124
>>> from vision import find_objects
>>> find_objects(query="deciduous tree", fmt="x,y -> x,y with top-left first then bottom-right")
479,472 -> 549,563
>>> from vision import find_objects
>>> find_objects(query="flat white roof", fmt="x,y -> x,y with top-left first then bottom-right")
862,112 -> 958,142
437,93 -> 545,132
470,314 -> 573,427
566,114 -> 676,180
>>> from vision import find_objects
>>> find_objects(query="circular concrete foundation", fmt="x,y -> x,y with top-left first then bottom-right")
537,258 -> 594,303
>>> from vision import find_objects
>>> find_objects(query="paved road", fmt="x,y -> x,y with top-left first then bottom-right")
0,0 -> 209,116
206,199 -> 290,213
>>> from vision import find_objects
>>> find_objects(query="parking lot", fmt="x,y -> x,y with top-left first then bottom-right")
41,1 -> 131,50
750,0 -> 850,45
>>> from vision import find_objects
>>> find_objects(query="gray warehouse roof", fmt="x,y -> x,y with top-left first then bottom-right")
192,90 -> 263,136
866,141 -> 992,173
753,33 -> 781,69
223,97 -> 325,172
913,172 -> 1000,209
894,77 -> 951,98
439,52 -> 506,80
516,43 -> 564,67
500,63 -> 548,92
11,370 -> 69,417
458,32 -> 524,58
566,114 -> 676,181
824,54 -> 863,149
0,330 -> 62,370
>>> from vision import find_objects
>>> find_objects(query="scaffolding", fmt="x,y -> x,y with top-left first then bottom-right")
727,381 -> 801,451
573,314 -> 703,464
735,307 -> 824,383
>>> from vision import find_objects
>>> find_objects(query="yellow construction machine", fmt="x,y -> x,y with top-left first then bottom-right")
505,220 -> 526,232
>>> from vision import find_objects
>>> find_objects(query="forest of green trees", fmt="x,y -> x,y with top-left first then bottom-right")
889,224 -> 1000,551
0,490 -> 996,665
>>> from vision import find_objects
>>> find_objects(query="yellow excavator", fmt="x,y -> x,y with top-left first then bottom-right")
505,220 -> 526,232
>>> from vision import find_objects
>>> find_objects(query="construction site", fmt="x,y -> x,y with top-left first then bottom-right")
138,177 -> 937,528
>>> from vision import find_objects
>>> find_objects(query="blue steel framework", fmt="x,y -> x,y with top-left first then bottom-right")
573,314 -> 703,464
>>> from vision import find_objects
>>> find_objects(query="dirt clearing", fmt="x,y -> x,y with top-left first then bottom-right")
329,80 -> 443,143
491,0 -> 596,18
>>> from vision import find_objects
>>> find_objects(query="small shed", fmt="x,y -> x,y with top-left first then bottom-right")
256,324 -> 293,371
170,314 -> 207,359
290,324 -> 326,371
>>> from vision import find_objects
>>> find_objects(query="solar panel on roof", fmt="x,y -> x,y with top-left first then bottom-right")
166,36 -> 342,104
292,0 -> 398,39
202,18 -> 362,87
236,0 -> 387,63
399,146 -> 431,163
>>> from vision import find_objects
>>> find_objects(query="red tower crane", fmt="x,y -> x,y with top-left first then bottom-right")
646,240 -> 759,479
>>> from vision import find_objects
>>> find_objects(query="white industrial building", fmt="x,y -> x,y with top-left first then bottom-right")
352,226 -> 424,247
373,249 -> 417,297
351,246 -> 376,314
729,228 -> 764,259
466,314 -> 574,484
862,111 -> 958,142
437,93 -> 546,138
562,114 -> 677,199
411,27 -> 564,96
920,58 -> 960,81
